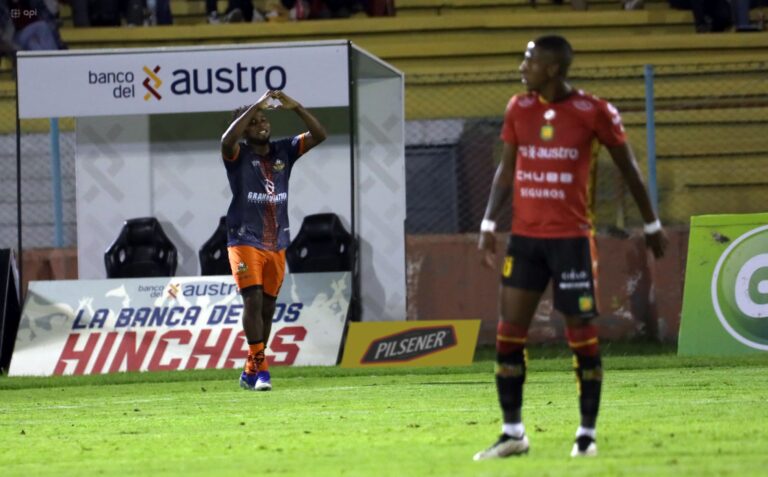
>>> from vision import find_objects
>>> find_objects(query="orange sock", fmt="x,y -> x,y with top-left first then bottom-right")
247,342 -> 269,373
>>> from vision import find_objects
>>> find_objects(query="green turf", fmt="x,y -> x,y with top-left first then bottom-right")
1,346 -> 767,477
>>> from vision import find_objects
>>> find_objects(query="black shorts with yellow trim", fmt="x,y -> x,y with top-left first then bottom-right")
501,234 -> 599,318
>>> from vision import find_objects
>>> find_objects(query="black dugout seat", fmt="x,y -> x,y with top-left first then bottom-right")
199,216 -> 231,276
286,213 -> 356,273
104,217 -> 178,278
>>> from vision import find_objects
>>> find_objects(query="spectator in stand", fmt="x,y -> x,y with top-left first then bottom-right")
3,0 -> 64,50
621,0 -> 644,9
529,0 -> 645,11
730,0 -> 763,31
205,0 -> 392,23
668,0 -> 733,32
309,0 -> 365,18
146,0 -> 173,25
261,0 -> 369,20
207,0 -> 260,23
65,0 -> 167,27
0,1 -> 17,64
265,0 -> 310,20
529,0 -> 588,11
365,0 -> 395,16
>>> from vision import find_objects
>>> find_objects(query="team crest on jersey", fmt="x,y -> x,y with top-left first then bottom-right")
503,257 -> 514,278
237,262 -> 248,274
578,294 -> 594,312
540,125 -> 554,141
273,159 -> 285,172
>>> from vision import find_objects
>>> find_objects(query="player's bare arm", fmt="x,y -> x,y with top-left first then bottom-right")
272,91 -> 327,152
478,142 -> 517,268
607,143 -> 669,258
220,90 -> 275,159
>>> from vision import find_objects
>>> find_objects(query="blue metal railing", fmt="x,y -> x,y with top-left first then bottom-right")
643,65 -> 658,213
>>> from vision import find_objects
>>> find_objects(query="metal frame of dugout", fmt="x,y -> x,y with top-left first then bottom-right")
13,40 -> 407,324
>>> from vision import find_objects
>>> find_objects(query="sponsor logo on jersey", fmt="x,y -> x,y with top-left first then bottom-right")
247,191 -> 287,204
519,145 -> 579,161
517,170 -> 574,184
559,269 -> 592,290
519,187 -> 566,200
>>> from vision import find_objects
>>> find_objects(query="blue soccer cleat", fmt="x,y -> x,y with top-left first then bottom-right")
254,371 -> 272,391
239,371 -> 257,390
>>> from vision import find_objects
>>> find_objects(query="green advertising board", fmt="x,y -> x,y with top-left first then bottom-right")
679,213 -> 768,356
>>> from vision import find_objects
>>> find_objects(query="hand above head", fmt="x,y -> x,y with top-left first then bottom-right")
255,90 -> 275,110
271,90 -> 301,110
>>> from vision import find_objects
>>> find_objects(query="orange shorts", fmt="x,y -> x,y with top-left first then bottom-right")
227,245 -> 286,297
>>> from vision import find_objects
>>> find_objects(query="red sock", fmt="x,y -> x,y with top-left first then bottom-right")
565,324 -> 600,356
497,322 -> 528,354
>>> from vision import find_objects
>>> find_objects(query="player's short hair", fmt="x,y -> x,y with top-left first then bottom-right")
232,105 -> 250,121
532,35 -> 574,77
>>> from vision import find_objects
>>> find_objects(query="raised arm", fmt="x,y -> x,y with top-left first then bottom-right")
478,142 -> 517,268
272,91 -> 327,152
220,90 -> 273,160
606,143 -> 668,258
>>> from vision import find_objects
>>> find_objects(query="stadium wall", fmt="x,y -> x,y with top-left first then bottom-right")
20,227 -> 688,343
407,227 -> 689,344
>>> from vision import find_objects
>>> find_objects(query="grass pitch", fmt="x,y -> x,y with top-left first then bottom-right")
1,344 -> 767,477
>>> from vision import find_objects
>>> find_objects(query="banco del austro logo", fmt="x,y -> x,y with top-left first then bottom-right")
86,65 -> 162,100
711,224 -> 768,350
86,62 -> 287,102
143,65 -> 162,101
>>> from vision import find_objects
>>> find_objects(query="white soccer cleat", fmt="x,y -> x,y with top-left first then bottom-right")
473,434 -> 529,461
570,435 -> 598,457
254,371 -> 272,391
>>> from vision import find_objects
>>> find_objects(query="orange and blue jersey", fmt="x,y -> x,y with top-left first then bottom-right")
223,134 -> 307,251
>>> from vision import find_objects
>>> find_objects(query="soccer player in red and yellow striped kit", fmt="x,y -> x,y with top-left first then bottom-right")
474,35 -> 668,460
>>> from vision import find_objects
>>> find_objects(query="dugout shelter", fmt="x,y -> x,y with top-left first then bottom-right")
15,40 -> 406,322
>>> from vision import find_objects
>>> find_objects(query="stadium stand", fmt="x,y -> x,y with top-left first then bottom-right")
2,2 -> 766,106
2,0 -> 767,224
